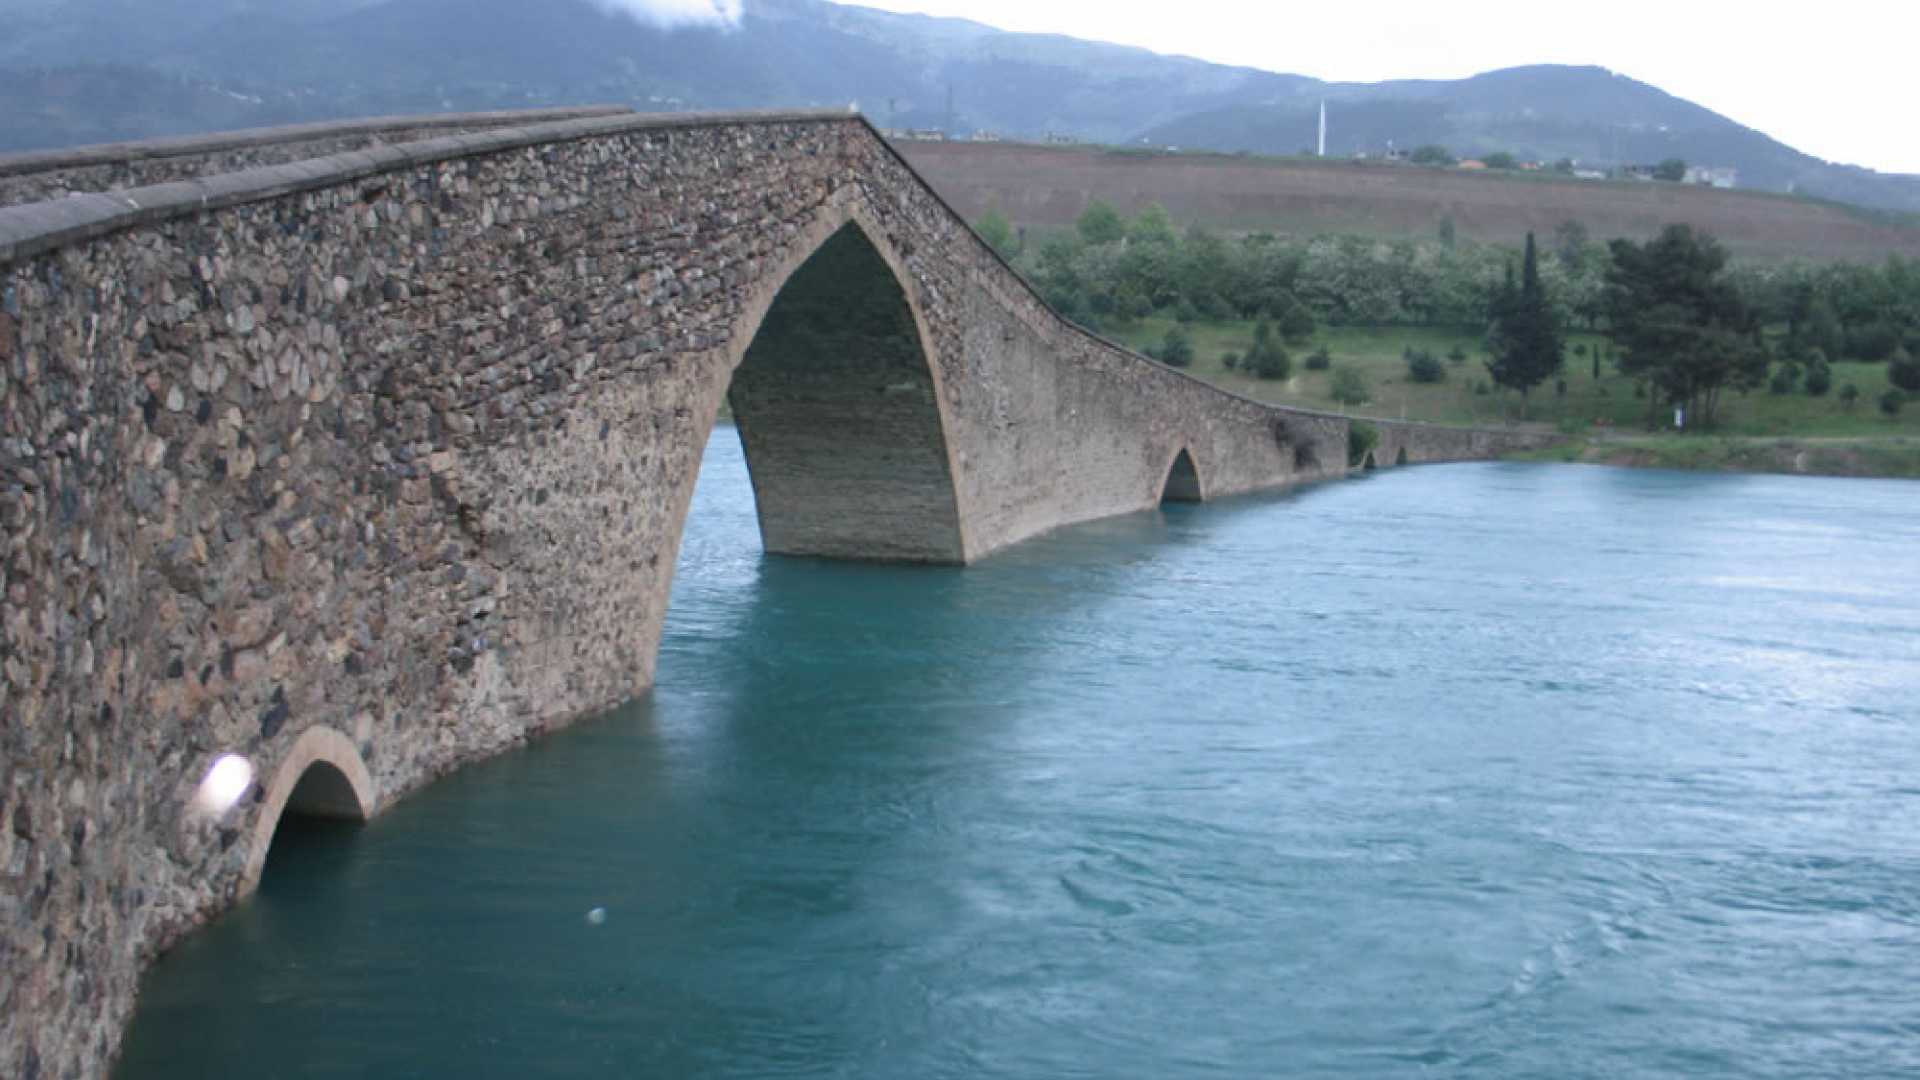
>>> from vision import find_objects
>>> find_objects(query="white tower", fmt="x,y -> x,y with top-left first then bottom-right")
1318,101 -> 1328,157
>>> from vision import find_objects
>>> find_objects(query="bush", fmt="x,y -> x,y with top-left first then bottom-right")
1890,347 -> 1920,393
1347,420 -> 1379,466
1157,325 -> 1194,368
1245,320 -> 1291,380
1882,389 -> 1907,418
1305,346 -> 1332,371
1769,365 -> 1800,395
1447,345 -> 1469,365
1221,351 -> 1240,370
1278,299 -> 1317,345
1246,343 -> 1292,380
1172,297 -> 1200,324
1804,362 -> 1832,397
1839,383 -> 1861,410
1330,365 -> 1371,405
1474,380 -> 1491,396
1405,348 -> 1446,383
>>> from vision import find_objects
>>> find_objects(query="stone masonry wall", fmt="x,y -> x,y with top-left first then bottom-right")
0,107 -> 631,209
0,110 -> 1551,1078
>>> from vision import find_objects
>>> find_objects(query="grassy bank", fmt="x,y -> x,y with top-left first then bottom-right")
1110,317 -> 1920,435
1102,318 -> 1920,478
1509,434 -> 1920,479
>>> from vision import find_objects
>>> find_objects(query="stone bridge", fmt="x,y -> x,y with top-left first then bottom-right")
0,108 -> 1552,1076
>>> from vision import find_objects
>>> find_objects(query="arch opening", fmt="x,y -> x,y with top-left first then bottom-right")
1395,446 -> 1410,466
1160,448 -> 1203,503
1363,451 -> 1377,471
724,220 -> 967,564
242,727 -> 375,895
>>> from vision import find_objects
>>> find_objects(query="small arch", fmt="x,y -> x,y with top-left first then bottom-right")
241,726 -> 375,896
1395,446 -> 1410,466
1362,451 -> 1377,471
1159,446 -> 1204,503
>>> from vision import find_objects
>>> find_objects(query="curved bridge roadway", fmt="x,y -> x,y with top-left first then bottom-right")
0,107 -> 1552,1075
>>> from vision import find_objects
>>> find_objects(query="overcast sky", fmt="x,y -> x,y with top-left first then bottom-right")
840,0 -> 1920,176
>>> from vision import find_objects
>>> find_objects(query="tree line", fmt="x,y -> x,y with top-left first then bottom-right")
973,201 -> 1920,427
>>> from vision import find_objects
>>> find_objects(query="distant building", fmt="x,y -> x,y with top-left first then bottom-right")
969,130 -> 1003,143
1621,164 -> 1661,181
1572,168 -> 1608,181
1042,132 -> 1079,145
900,129 -> 948,142
1457,159 -> 1487,171
1684,165 -> 1738,189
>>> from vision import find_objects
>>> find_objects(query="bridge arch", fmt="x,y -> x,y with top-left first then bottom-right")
240,727 -> 376,896
1158,445 -> 1206,503
696,202 -> 970,563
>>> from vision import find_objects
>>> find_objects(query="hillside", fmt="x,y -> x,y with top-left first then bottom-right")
894,141 -> 1920,263
2,0 -> 1918,214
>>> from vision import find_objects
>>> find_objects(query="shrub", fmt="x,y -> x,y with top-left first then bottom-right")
1406,348 -> 1446,383
1347,420 -> 1379,466
1157,325 -> 1194,368
1304,346 -> 1332,371
1221,351 -> 1240,370
1890,347 -> 1920,393
1473,380 -> 1491,396
1447,345 -> 1469,365
1769,365 -> 1800,395
1172,297 -> 1199,324
1278,299 -> 1317,345
1882,389 -> 1907,418
1330,365 -> 1371,405
1804,362 -> 1832,397
1245,320 -> 1291,380
1246,343 -> 1292,380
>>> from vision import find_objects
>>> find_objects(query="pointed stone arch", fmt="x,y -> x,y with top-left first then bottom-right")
240,726 -> 376,896
677,200 -> 971,564
1159,445 -> 1205,503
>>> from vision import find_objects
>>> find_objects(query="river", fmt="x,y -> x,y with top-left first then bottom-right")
118,428 -> 1920,1078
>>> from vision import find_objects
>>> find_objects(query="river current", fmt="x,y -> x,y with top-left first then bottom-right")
120,428 -> 1920,1078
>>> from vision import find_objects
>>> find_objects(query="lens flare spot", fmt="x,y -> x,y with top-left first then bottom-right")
192,754 -> 255,816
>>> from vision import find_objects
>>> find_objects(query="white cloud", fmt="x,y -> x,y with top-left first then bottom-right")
590,0 -> 743,29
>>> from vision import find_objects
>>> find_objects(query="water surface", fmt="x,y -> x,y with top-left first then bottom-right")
120,432 -> 1920,1078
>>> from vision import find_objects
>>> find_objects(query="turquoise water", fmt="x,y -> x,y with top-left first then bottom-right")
119,430 -> 1920,1078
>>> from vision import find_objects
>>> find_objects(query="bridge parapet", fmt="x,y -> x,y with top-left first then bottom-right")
0,106 -> 633,210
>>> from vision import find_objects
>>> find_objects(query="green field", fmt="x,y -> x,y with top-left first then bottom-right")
1107,318 -> 1920,441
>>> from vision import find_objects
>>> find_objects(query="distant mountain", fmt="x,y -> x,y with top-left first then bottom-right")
1139,66 -> 1920,214
2,0 -> 1916,215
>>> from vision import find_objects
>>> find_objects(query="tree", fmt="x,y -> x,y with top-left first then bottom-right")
1244,320 -> 1292,380
1881,390 -> 1906,418
1483,151 -> 1519,170
972,208 -> 1017,259
1330,365 -> 1371,405
1605,225 -> 1766,429
1410,144 -> 1455,166
1154,325 -> 1194,368
1839,383 -> 1861,411
1076,199 -> 1125,246
1654,158 -> 1688,182
1803,352 -> 1833,397
1406,348 -> 1446,383
1277,297 -> 1316,345
1889,345 -> 1920,393
1484,232 -> 1564,412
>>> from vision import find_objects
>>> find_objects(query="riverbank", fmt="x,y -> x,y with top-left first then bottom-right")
1507,433 -> 1920,479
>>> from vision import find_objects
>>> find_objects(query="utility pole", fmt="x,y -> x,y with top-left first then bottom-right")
1318,101 -> 1327,157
